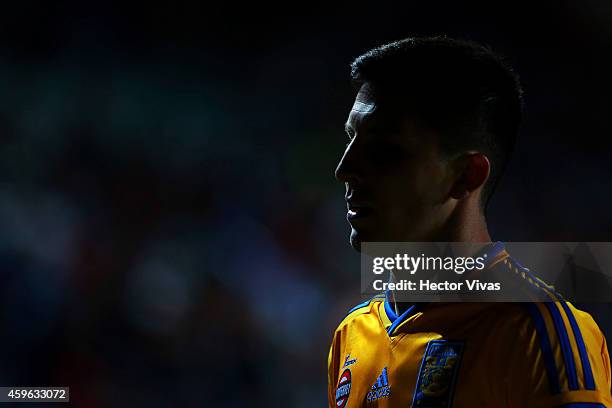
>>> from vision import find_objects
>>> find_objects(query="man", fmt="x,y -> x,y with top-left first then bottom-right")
329,36 -> 612,407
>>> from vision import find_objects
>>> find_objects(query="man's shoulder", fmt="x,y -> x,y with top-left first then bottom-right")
334,294 -> 386,333
478,300 -> 603,340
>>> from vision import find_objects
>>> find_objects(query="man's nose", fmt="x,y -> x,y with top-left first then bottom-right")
335,139 -> 363,184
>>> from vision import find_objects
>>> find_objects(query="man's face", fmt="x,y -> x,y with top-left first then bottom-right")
335,83 -> 456,250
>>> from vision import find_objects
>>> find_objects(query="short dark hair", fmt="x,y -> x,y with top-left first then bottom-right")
350,36 -> 524,210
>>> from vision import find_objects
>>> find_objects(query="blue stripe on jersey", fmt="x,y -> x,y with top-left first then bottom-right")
511,258 -> 595,390
387,304 -> 416,336
384,290 -> 398,322
344,294 -> 386,318
526,303 -> 561,394
346,299 -> 371,315
559,301 -> 596,390
520,264 -> 595,389
543,302 -> 579,390
481,241 -> 506,267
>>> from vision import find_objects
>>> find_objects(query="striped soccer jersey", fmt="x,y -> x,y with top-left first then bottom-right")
328,242 -> 612,407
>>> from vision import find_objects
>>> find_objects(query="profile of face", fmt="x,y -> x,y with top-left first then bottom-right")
335,83 -> 459,250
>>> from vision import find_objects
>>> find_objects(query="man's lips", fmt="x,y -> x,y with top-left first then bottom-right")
346,203 -> 374,220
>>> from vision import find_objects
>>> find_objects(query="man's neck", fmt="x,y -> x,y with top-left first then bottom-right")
391,208 -> 492,316
436,202 -> 492,243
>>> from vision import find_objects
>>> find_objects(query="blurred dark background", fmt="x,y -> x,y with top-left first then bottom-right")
0,2 -> 611,407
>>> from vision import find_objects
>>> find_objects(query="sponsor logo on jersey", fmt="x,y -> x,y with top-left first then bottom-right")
343,353 -> 357,367
335,369 -> 352,408
366,366 -> 391,402
412,340 -> 464,408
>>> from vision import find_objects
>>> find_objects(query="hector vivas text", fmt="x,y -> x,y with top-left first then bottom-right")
370,253 -> 501,292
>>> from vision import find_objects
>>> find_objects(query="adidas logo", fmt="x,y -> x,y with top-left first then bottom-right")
366,367 -> 391,402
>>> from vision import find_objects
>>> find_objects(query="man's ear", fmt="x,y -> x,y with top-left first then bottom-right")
449,153 -> 491,200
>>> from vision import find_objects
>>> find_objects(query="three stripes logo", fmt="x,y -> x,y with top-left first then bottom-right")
366,367 -> 391,402
335,369 -> 352,408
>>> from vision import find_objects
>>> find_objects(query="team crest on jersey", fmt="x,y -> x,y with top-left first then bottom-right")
366,367 -> 391,402
335,369 -> 352,408
412,340 -> 464,408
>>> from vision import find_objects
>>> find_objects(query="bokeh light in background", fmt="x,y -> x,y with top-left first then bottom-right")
0,2 -> 611,406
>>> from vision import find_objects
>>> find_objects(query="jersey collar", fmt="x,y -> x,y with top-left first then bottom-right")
383,241 -> 508,336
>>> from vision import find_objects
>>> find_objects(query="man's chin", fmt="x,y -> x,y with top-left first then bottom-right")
349,228 -> 369,252
349,227 -> 409,251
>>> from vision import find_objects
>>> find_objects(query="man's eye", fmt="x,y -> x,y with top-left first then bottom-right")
371,144 -> 407,164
